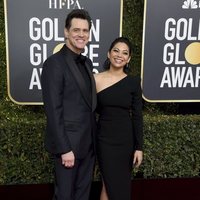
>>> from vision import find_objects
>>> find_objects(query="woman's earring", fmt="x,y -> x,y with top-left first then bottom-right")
103,58 -> 111,69
125,63 -> 129,69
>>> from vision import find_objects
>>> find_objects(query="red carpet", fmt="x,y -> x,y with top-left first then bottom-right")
0,178 -> 200,200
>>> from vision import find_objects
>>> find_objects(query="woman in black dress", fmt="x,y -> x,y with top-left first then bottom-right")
94,37 -> 143,200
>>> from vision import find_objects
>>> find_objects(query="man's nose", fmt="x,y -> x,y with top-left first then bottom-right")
78,30 -> 84,37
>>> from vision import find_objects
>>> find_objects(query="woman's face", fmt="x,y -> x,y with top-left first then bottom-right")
108,42 -> 131,69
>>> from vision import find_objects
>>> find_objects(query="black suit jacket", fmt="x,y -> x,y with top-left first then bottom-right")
41,45 -> 97,159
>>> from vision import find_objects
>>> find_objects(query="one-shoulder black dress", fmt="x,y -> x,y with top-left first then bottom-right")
96,75 -> 143,200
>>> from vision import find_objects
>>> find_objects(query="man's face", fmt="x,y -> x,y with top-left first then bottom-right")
64,18 -> 90,54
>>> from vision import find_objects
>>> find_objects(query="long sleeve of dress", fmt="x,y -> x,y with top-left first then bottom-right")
131,76 -> 143,151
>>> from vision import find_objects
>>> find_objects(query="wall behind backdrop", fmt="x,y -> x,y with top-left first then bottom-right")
0,0 -> 200,184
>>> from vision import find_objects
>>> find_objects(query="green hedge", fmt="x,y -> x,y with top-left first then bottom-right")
1,112 -> 200,184
141,115 -> 200,178
0,102 -> 52,184
0,0 -> 200,185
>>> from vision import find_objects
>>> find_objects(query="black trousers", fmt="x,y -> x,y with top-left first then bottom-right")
53,150 -> 95,200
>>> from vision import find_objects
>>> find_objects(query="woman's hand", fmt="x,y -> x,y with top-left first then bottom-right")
133,150 -> 143,168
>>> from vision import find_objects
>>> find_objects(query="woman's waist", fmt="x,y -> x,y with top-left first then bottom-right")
98,107 -> 131,120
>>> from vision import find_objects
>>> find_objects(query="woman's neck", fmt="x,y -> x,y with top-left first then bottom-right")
107,68 -> 126,77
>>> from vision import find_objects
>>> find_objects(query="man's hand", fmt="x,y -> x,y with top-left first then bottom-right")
61,151 -> 75,168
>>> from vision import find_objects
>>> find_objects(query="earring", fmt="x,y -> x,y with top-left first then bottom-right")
103,58 -> 111,69
125,63 -> 129,69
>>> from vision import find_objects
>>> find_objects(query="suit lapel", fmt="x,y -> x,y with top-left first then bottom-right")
85,61 -> 97,112
62,46 -> 92,109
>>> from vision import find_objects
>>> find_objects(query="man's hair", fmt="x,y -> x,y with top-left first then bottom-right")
65,9 -> 92,30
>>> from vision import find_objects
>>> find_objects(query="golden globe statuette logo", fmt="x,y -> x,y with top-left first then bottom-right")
185,42 -> 200,65
53,43 -> 65,54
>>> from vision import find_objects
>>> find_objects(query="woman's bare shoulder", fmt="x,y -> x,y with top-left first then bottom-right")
94,71 -> 107,81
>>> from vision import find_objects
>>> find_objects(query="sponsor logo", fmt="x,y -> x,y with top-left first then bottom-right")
182,0 -> 199,9
49,0 -> 82,9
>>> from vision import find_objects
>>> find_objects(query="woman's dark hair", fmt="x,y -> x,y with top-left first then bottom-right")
65,9 -> 92,30
103,37 -> 132,73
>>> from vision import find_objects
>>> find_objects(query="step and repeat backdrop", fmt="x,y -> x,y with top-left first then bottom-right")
142,0 -> 200,102
5,0 -> 200,104
4,0 -> 122,104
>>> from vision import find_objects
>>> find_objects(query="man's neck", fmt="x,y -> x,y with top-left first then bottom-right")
66,43 -> 82,55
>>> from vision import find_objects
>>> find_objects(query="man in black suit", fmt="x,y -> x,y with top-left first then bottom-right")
41,9 -> 96,200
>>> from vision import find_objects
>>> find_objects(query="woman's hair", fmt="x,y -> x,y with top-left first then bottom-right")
103,37 -> 133,73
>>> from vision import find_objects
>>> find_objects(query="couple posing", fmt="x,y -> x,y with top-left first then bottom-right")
41,9 -> 143,200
